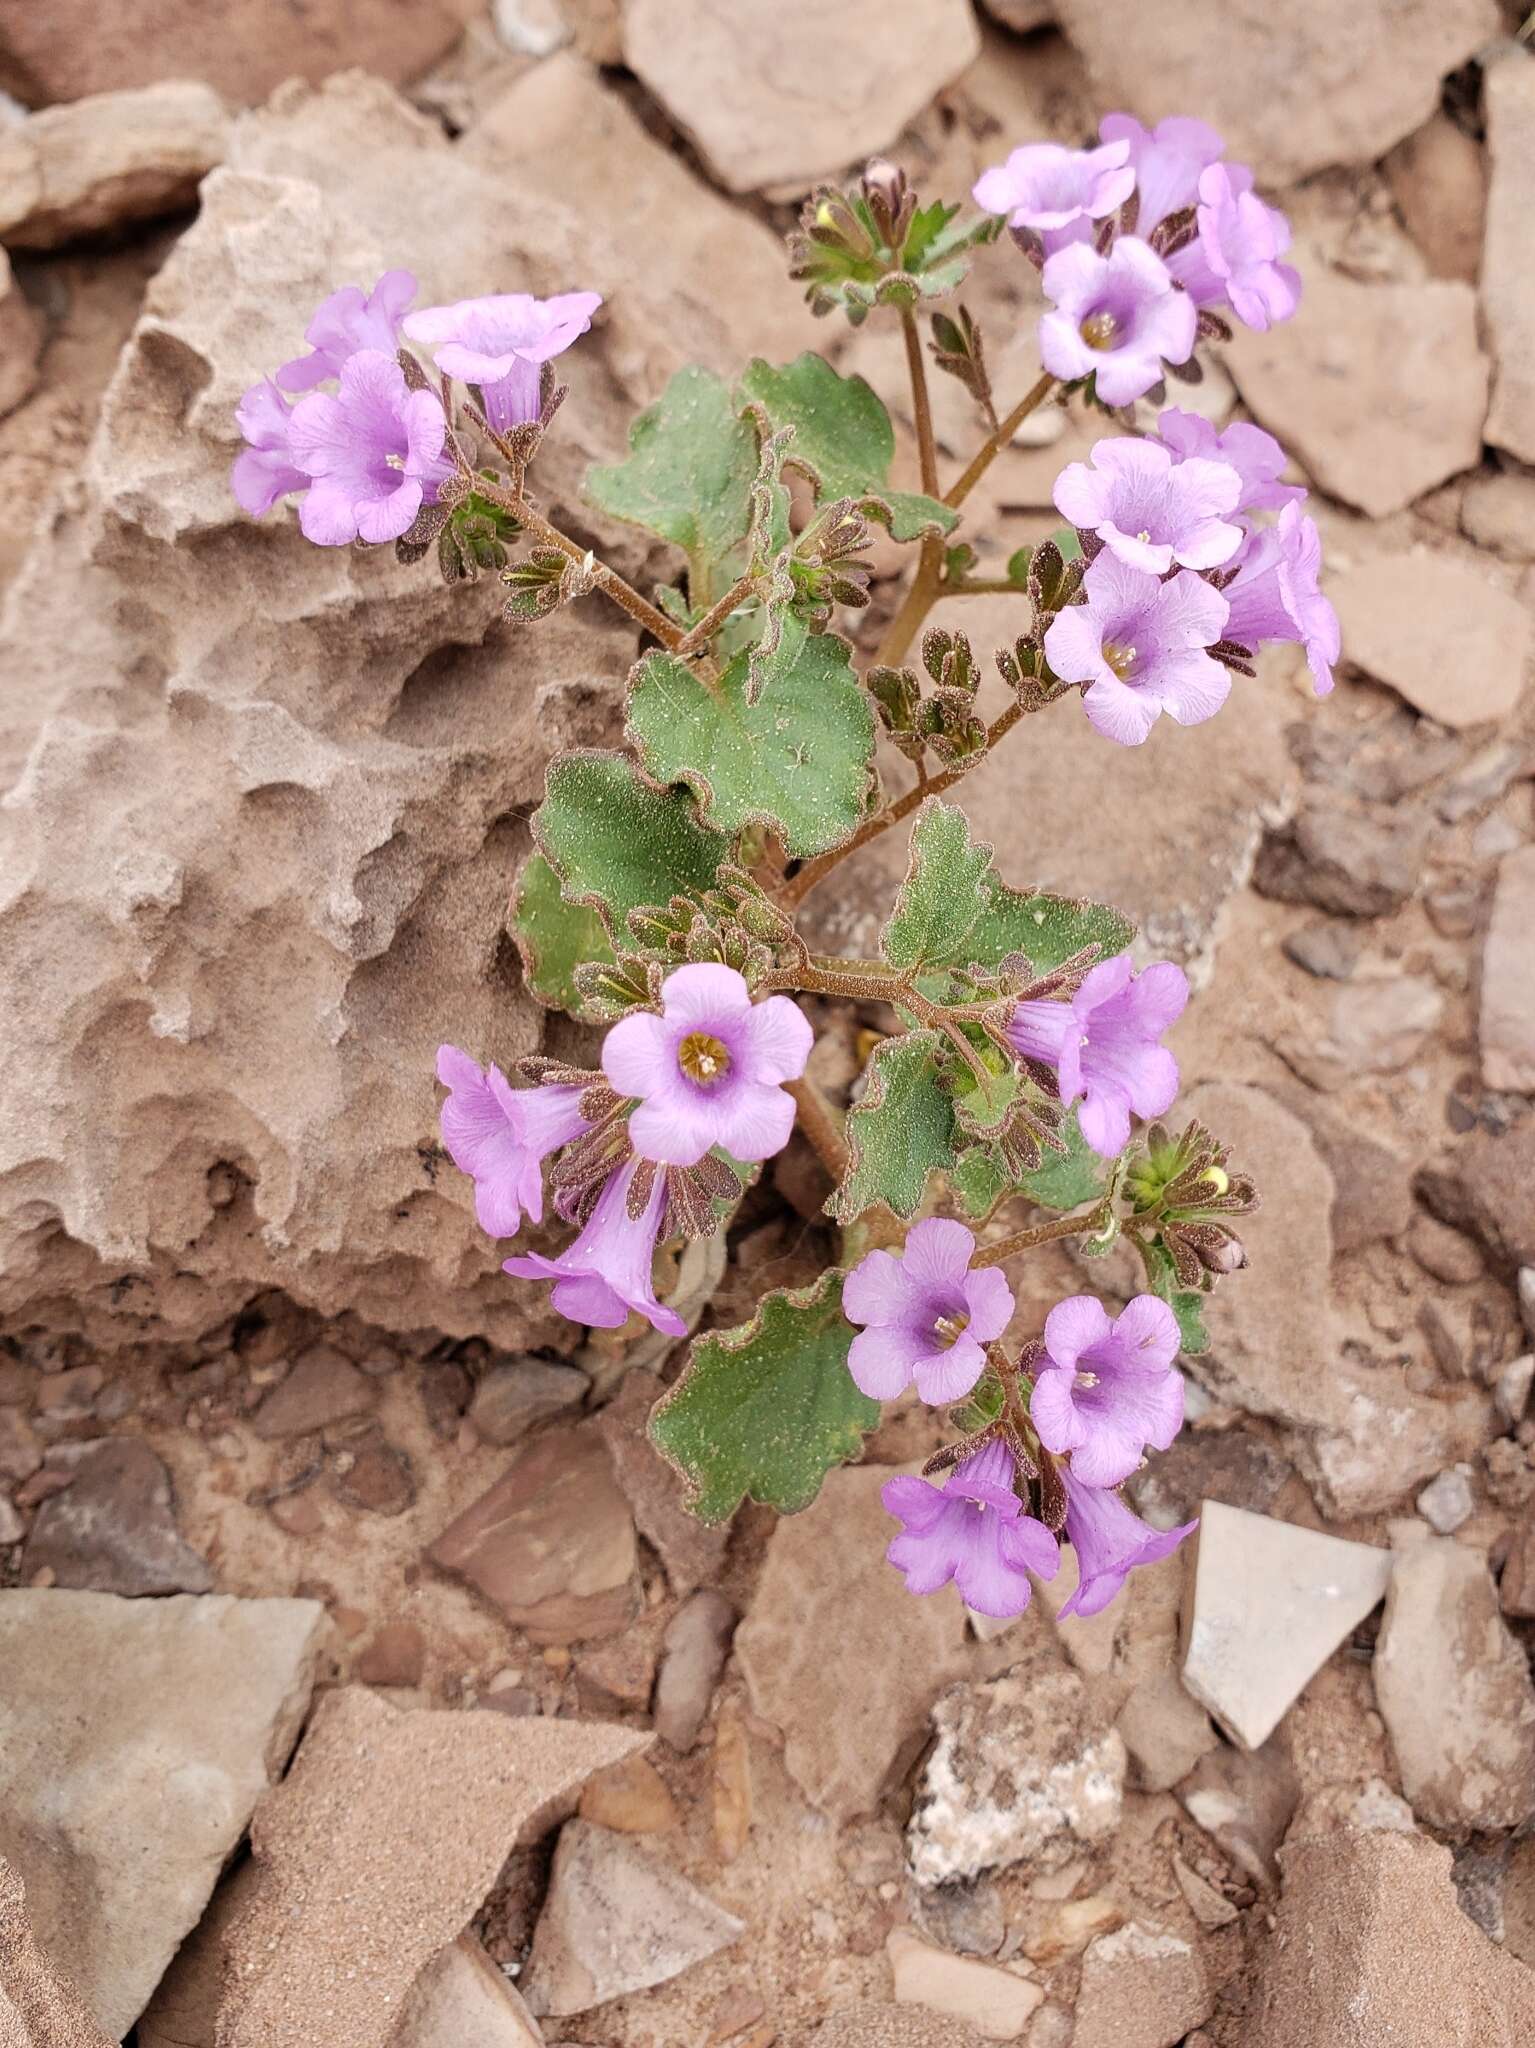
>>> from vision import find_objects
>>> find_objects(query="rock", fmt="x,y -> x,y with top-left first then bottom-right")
1509,1837 -> 1535,1967
594,1367 -> 728,1596
981,0 -> 1054,26
1463,467 -> 1535,559
578,1752 -> 679,1834
1181,1502 -> 1392,1751
0,0 -> 481,106
0,1856 -> 114,2048
0,1406 -> 43,1484
1179,1736 -> 1300,1889
1172,1853 -> 1240,1929
1069,1923 -> 1211,2048
393,1936 -> 545,2048
219,1689 -> 646,2048
1481,846 -> 1535,1092
18,1435 -> 213,1595
915,1879 -> 1008,1958
1281,919 -> 1361,981
0,247 -> 43,416
1384,110 -> 1488,284
0,1588 -> 323,2039
1374,1536 -> 1535,1830
1407,1212 -> 1484,1285
805,2007 -> 992,2048
0,1493 -> 21,1543
1496,1353 -> 1535,1430
251,1343 -> 378,1439
735,1464 -> 970,1821
575,1607 -> 664,1709
0,82 -> 228,248
1253,802 -> 1427,918
1116,1673 -> 1219,1793
1415,1465 -> 1474,1534
906,1663 -> 1126,1888
1126,1429 -> 1291,1529
1226,272 -> 1487,517
330,1430 -> 414,1515
467,1357 -> 588,1445
1485,56 -> 1535,468
886,1928 -> 1043,2041
1418,1121 -> 1535,1274
622,0 -> 981,194
1278,974 -> 1444,1091
1330,551 -> 1530,728
1245,1825 -> 1535,2046
353,1618 -> 425,1687
653,1587 -> 737,1751
429,1425 -> 637,1644
522,1818 -> 743,2016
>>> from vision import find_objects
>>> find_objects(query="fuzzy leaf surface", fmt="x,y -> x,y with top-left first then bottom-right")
533,751 -> 727,934
1141,1239 -> 1212,1354
509,852 -> 615,1017
829,1030 -> 955,1222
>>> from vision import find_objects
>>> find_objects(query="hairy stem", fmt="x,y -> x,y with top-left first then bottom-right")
900,306 -> 941,501
673,571 -> 759,657
944,371 -> 1056,511
786,1075 -> 850,1181
972,1200 -> 1111,1268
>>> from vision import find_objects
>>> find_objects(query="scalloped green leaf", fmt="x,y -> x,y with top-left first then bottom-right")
829,1030 -> 955,1223
509,851 -> 615,1018
532,751 -> 727,935
626,629 -> 875,858
649,1269 -> 879,1521
1018,1113 -> 1106,1210
737,353 -> 957,543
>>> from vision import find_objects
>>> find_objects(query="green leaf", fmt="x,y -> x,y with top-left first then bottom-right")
738,353 -> 957,543
586,367 -> 759,607
950,1143 -> 1010,1219
1141,1239 -> 1211,1355
1017,1113 -> 1106,1211
649,1269 -> 879,1521
509,852 -> 614,1017
626,630 -> 875,859
829,1031 -> 955,1223
532,751 -> 727,933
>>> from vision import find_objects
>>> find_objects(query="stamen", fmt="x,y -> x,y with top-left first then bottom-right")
933,1311 -> 971,1347
678,1030 -> 732,1086
1100,640 -> 1139,681
1079,309 -> 1120,351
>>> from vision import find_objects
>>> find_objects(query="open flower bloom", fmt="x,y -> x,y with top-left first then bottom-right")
436,1045 -> 590,1238
972,138 -> 1134,250
1007,953 -> 1188,1158
403,290 -> 603,434
1029,1293 -> 1184,1486
231,378 -> 308,518
288,349 -> 453,546
602,962 -> 812,1169
1098,112 -> 1225,237
1059,1465 -> 1197,1618
1153,408 -> 1305,515
882,1441 -> 1060,1618
1043,552 -> 1231,746
1221,501 -> 1339,696
843,1218 -> 1015,1405
1173,164 -> 1300,330
504,1157 -> 686,1337
1038,237 -> 1198,407
276,269 -> 418,393
1053,436 -> 1243,575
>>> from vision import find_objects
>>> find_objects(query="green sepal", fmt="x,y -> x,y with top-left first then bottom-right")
828,1031 -> 955,1223
1140,1238 -> 1212,1355
531,751 -> 728,938
509,852 -> 615,1018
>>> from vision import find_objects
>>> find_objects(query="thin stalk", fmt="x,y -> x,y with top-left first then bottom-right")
944,371 -> 1055,510
786,1075 -> 850,1181
673,572 -> 758,657
900,306 -> 941,500
972,1202 -> 1110,1268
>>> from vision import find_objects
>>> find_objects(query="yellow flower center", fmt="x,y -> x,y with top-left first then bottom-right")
1079,310 -> 1121,351
678,1031 -> 731,1086
1101,640 -> 1139,680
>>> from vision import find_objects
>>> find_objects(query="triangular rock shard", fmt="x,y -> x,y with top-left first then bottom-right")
1181,1501 -> 1392,1750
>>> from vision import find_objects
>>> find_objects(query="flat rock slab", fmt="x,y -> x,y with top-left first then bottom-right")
0,1857 -> 114,2048
1330,550 -> 1529,729
1481,845 -> 1535,1094
1182,1502 -> 1392,1751
0,1588 -> 323,2041
0,81 -> 229,248
1485,55 -> 1535,466
392,1935 -> 544,2047
886,1927 -> 1043,2040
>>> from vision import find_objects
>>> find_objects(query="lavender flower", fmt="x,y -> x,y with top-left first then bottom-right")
1059,1464 -> 1197,1618
275,269 -> 418,393
601,962 -> 813,1169
436,1045 -> 590,1238
843,1218 -> 1015,1405
230,378 -> 309,519
1007,953 -> 1188,1158
1099,112 -> 1225,235
1043,551 -> 1231,746
403,290 -> 603,434
1153,407 -> 1305,514
1029,1293 -> 1184,1486
1038,238 -> 1197,406
881,1440 -> 1060,1618
1053,435 -> 1243,576
287,349 -> 452,546
972,138 -> 1134,251
1176,164 -> 1301,331
504,1156 -> 686,1337
1221,501 -> 1339,697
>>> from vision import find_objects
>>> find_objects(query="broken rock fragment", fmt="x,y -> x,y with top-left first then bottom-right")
1330,550 -> 1530,730
0,82 -> 229,248
19,1436 -> 214,1596
0,1856 -> 114,2048
1070,1922 -> 1211,2048
885,1927 -> 1043,2041
653,1587 -> 736,1751
1484,54 -> 1535,467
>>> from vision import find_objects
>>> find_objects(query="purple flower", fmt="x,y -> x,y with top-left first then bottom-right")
843,1218 -> 1015,1406
504,1157 -> 686,1338
972,138 -> 1134,251
1153,408 -> 1305,515
275,269 -> 418,394
882,1440 -> 1060,1619
436,1045 -> 590,1239
1177,164 -> 1300,330
1038,238 -> 1197,407
1053,435 -> 1243,576
1059,1464 -> 1197,1618
1098,112 -> 1224,237
288,349 -> 452,546
231,378 -> 309,518
1043,552 -> 1231,746
1007,953 -> 1188,1158
1029,1294 -> 1183,1487
403,290 -> 603,434
1221,501 -> 1339,697
601,963 -> 812,1170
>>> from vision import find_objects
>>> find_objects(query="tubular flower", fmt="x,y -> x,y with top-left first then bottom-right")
843,1218 -> 1015,1406
275,269 -> 418,393
1220,501 -> 1340,697
1174,163 -> 1301,330
503,1156 -> 686,1338
1007,953 -> 1188,1159
436,1045 -> 590,1239
1038,237 -> 1198,407
230,378 -> 308,519
972,138 -> 1134,252
882,1440 -> 1060,1618
1059,1464 -> 1197,1617
288,348 -> 453,546
1043,551 -> 1231,746
1152,408 -> 1305,515
1098,112 -> 1225,236
1053,435 -> 1243,575
403,290 -> 603,433
1029,1293 -> 1184,1486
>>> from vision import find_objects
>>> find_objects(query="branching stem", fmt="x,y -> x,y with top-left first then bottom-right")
945,372 -> 1056,510
972,1199 -> 1112,1267
785,1075 -> 850,1182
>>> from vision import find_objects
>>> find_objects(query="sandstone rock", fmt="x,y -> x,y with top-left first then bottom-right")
735,1464 -> 971,1821
0,1588 -> 323,2039
1226,272 -> 1487,517
1253,801 -> 1427,918
1179,1736 -> 1300,1889
1508,1836 -> 1535,1968
219,1688 -> 647,2048
1485,56 -> 1535,468
428,1425 -> 637,1644
330,1429 -> 415,1515
0,0 -> 481,106
0,82 -> 228,248
1481,845 -> 1535,1093
1462,466 -> 1535,559
1332,550 -> 1530,729
886,1928 -> 1043,2041
594,1366 -> 728,1596
1070,1922 -> 1211,2048
653,1587 -> 737,1751
1415,1465 -> 1474,1534
1418,1122 -> 1535,1275
251,1343 -> 378,1438
578,1751 -> 679,1834
1245,1825 -> 1535,2046
1181,1502 -> 1392,1751
0,1856 -> 115,2048
18,1435 -> 213,1594
467,1356 -> 588,1445
1126,1429 -> 1291,1529
0,247 -> 42,416
1281,919 -> 1361,981
907,1663 -> 1126,1888
522,1817 -> 743,2016
1116,1673 -> 1219,1794
1497,1353 -> 1535,1432
1384,110 -> 1488,284
623,0 -> 981,193
0,1405 -> 43,1484
805,2006 -> 991,2048
354,1618 -> 426,1688
1406,1212 -> 1484,1285
392,1935 -> 545,2048
1277,974 -> 1444,1091
1374,1536 -> 1535,1830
